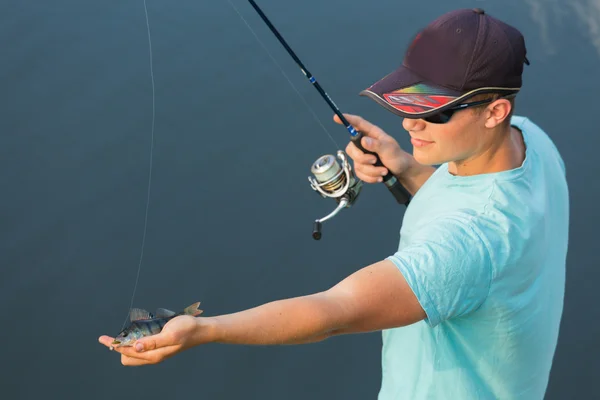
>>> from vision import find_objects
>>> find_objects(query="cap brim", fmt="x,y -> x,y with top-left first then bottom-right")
360,65 -> 518,119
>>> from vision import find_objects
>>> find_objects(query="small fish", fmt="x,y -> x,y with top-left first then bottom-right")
110,302 -> 203,350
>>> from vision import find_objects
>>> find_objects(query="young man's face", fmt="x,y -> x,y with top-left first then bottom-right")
402,103 -> 499,167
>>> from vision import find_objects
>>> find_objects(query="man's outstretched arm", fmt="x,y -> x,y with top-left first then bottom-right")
206,260 -> 426,346
99,260 -> 426,365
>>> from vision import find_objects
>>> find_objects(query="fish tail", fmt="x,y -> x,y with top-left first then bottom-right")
182,302 -> 203,316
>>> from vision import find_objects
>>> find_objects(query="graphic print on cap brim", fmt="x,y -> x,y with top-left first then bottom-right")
359,66 -> 520,119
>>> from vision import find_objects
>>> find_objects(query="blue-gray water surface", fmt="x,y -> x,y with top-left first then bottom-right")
1,1 -> 598,399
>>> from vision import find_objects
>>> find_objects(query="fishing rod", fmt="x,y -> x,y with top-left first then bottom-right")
246,0 -> 412,240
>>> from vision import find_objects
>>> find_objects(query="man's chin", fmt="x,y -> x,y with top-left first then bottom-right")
413,150 -> 442,167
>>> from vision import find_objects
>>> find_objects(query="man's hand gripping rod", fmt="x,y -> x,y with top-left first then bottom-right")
247,0 -> 412,239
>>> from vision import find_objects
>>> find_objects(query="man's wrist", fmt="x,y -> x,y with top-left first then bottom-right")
390,151 -> 417,180
193,316 -> 220,345
392,153 -> 435,196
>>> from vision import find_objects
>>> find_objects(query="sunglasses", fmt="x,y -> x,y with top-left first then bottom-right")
423,94 -> 514,124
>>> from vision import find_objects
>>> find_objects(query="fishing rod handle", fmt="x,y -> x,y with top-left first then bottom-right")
350,131 -> 412,206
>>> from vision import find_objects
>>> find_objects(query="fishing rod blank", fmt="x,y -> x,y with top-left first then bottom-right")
247,0 -> 411,206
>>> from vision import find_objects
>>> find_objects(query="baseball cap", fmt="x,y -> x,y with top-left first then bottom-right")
360,8 -> 529,119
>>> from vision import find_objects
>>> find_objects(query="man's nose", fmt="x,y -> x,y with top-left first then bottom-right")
402,118 -> 426,131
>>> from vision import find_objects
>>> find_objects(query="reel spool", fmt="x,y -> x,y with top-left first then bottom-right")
308,150 -> 363,240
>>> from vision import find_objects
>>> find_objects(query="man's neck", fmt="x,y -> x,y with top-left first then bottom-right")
448,125 -> 526,176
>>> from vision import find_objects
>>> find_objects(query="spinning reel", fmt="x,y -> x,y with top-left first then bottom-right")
308,151 -> 363,240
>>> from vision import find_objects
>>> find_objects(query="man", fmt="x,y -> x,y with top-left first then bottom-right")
100,8 -> 569,399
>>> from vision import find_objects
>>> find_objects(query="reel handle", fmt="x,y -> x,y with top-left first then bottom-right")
350,131 -> 411,206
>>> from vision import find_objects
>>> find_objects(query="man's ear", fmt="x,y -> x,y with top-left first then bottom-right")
484,99 -> 512,128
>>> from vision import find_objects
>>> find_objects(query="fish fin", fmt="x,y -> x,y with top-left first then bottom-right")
155,308 -> 176,318
182,302 -> 203,316
130,308 -> 154,321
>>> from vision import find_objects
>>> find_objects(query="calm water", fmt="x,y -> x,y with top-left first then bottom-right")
1,1 -> 598,399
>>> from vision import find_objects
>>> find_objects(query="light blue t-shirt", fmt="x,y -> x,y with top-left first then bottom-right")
380,116 -> 569,400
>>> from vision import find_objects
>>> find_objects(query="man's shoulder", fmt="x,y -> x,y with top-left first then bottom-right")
510,115 -> 529,128
411,209 -> 513,253
511,115 -> 564,165
511,115 -> 551,143
408,209 -> 495,244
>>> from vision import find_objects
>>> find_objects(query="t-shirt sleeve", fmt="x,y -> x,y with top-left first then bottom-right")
386,215 -> 493,327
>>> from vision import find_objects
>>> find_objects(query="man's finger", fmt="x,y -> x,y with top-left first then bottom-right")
333,113 -> 379,138
98,335 -> 115,348
355,170 -> 383,184
355,164 -> 388,181
345,142 -> 375,163
120,345 -> 179,366
121,354 -> 152,366
98,336 -> 154,360
134,332 -> 173,353
110,343 -> 163,363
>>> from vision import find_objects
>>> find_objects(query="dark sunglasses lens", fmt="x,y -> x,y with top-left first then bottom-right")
424,110 -> 453,124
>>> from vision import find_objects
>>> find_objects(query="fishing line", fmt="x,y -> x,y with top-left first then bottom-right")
121,0 -> 156,330
225,0 -> 340,151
